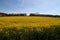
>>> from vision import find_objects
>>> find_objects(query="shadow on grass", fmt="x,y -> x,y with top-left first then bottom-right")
0,25 -> 60,40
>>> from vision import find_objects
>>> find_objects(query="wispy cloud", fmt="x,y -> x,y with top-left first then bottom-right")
0,0 -> 60,15
18,0 -> 25,7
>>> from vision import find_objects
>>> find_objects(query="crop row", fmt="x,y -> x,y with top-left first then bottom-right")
0,25 -> 60,40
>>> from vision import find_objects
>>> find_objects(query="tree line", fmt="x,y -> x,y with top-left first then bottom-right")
0,12 -> 60,17
0,12 -> 26,16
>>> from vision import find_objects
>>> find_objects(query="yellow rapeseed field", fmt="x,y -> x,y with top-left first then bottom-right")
0,16 -> 60,28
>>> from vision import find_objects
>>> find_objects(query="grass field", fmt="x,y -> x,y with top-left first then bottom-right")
0,16 -> 60,28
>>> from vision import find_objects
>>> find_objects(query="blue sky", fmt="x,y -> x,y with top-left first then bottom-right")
0,0 -> 60,15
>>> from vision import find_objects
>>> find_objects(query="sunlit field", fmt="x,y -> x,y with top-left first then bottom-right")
0,16 -> 60,28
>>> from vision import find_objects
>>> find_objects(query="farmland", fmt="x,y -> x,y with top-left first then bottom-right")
0,16 -> 60,40
0,16 -> 60,28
